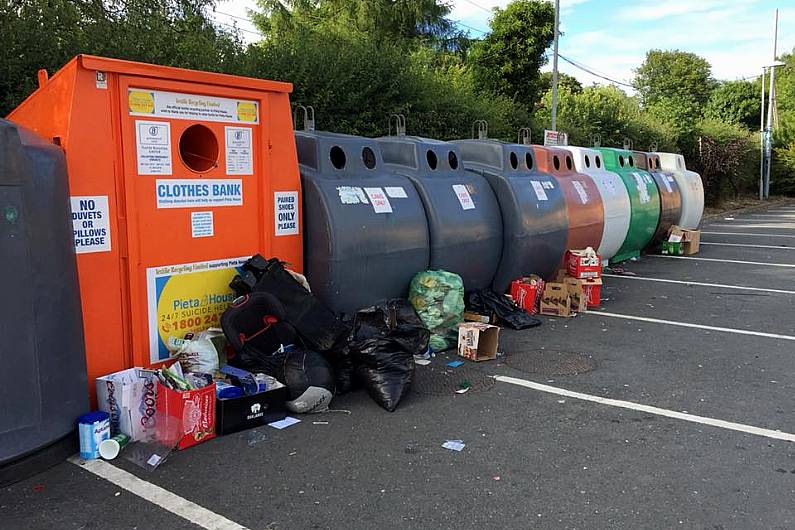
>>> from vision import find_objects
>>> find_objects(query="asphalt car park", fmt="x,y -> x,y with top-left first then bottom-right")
3,202 -> 795,530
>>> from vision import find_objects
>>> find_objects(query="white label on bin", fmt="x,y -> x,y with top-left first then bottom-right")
156,179 -> 242,208
542,181 -> 554,190
453,184 -> 475,210
531,180 -> 548,201
136,120 -> 172,175
71,196 -> 111,254
572,180 -> 590,204
128,89 -> 259,124
337,186 -> 368,204
661,174 -> 673,193
385,186 -> 408,199
633,173 -> 651,204
274,191 -> 299,236
191,211 -> 214,238
224,126 -> 253,175
364,187 -> 392,214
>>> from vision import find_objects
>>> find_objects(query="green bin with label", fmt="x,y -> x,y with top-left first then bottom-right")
595,148 -> 660,262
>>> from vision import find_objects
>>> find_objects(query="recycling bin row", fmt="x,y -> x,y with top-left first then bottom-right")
297,129 -> 703,313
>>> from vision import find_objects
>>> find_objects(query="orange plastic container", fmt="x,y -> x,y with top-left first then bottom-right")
532,145 -> 604,253
8,55 -> 302,399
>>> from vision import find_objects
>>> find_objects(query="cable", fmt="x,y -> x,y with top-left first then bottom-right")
459,0 -> 492,14
558,54 -> 634,88
451,19 -> 489,33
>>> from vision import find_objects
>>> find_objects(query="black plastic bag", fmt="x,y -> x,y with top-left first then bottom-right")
221,292 -> 299,372
230,255 -> 349,352
467,289 -> 542,330
349,299 -> 429,412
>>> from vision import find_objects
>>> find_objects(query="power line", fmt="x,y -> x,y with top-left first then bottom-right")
451,19 -> 489,33
558,54 -> 634,88
459,0 -> 492,14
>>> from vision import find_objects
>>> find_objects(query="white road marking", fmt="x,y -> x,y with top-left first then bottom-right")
750,214 -> 795,218
69,457 -> 248,530
648,254 -> 795,268
708,223 -> 795,230
602,273 -> 795,295
701,231 -> 795,238
495,376 -> 795,443
588,311 -> 795,341
700,242 -> 794,250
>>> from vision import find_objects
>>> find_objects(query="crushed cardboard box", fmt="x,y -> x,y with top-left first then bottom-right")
457,322 -> 500,362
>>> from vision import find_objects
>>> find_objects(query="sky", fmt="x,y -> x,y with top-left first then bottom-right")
213,0 -> 795,88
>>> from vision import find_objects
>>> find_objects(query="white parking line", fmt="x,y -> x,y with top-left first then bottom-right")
648,255 -> 795,268
495,376 -> 795,443
708,223 -> 795,230
602,274 -> 795,295
701,231 -> 795,238
69,457 -> 248,530
750,214 -> 795,218
588,311 -> 795,341
700,242 -> 794,250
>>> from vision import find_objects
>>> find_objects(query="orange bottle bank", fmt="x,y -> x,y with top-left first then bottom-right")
9,55 -> 302,396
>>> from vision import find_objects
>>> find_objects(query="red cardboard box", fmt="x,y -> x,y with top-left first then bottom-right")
510,275 -> 545,314
156,382 -> 217,450
583,278 -> 603,308
566,248 -> 601,279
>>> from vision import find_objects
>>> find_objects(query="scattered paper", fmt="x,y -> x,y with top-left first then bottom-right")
455,387 -> 470,394
269,417 -> 301,430
447,360 -> 465,368
312,421 -> 329,425
415,359 -> 431,366
146,454 -> 162,467
442,440 -> 465,452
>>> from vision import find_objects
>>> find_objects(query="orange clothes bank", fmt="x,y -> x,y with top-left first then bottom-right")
8,55 -> 302,396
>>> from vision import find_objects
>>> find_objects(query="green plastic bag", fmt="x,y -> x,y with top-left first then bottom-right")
408,270 -> 465,351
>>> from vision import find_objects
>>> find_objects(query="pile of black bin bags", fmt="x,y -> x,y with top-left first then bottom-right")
222,255 -> 430,412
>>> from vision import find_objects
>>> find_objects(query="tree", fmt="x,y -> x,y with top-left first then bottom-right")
633,49 -> 716,108
0,0 -> 245,117
539,71 -> 582,94
633,50 -> 716,150
705,80 -> 760,130
468,0 -> 554,108
251,0 -> 459,43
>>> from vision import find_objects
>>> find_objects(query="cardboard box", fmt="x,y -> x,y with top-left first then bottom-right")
156,382 -> 217,450
682,229 -> 700,255
457,323 -> 500,362
566,248 -> 602,279
216,386 -> 288,435
510,275 -> 545,314
563,277 -> 588,313
583,277 -> 603,308
96,368 -> 159,441
463,311 -> 495,324
540,282 -> 573,317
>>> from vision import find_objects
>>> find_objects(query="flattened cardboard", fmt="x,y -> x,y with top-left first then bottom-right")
457,323 -> 499,362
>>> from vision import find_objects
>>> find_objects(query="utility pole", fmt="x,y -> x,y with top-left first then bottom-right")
550,0 -> 560,131
764,8 -> 780,199
760,67 -> 766,200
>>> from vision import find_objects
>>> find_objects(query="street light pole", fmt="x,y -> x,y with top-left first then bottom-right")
550,0 -> 560,131
763,8 -> 779,199
760,67 -> 766,201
